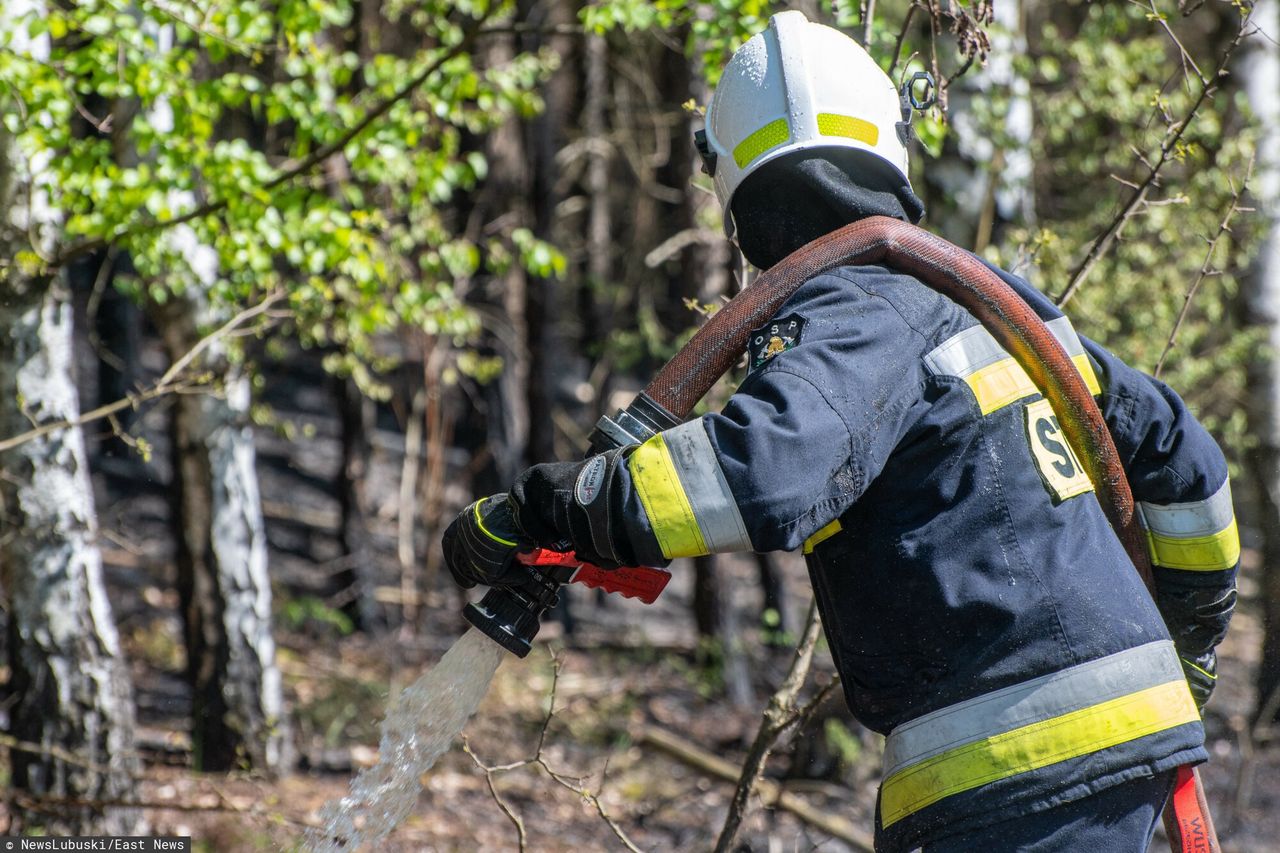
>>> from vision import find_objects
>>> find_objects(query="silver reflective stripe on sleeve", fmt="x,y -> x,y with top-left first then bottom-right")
882,641 -> 1184,779
662,420 -> 753,553
1139,480 -> 1234,538
923,317 -> 1091,378
1138,479 -> 1240,571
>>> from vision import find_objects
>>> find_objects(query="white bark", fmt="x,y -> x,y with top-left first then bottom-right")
156,223 -> 287,772
0,5 -> 139,830
144,38 -> 285,769
1238,0 -> 1280,720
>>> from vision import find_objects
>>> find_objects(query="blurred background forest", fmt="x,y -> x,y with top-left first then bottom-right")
2,0 -> 1280,849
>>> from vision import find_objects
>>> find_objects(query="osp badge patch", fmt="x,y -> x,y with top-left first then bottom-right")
748,314 -> 805,372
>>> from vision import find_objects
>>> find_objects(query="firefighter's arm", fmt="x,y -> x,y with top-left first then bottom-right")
508,275 -> 922,565
1081,336 -> 1238,710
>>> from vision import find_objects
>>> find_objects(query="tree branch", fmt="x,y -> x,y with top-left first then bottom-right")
638,723 -> 872,850
0,291 -> 283,453
1054,11 -> 1253,308
1153,154 -> 1253,377
463,652 -> 644,853
713,598 -> 825,853
463,739 -> 528,852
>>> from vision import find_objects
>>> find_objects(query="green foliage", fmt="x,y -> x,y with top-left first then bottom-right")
0,0 -> 558,390
824,717 -> 863,766
1006,1 -> 1256,463
278,595 -> 355,637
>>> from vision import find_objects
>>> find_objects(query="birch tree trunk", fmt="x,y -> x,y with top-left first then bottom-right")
0,54 -> 140,832
1238,0 -> 1280,726
151,269 -> 287,773
926,0 -> 1035,253
128,22 -> 285,772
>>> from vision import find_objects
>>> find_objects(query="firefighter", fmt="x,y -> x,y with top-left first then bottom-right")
444,11 -> 1237,851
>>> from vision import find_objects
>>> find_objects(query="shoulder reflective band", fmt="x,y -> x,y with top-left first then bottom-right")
628,421 -> 752,559
923,316 -> 1102,415
1140,480 -> 1240,571
733,118 -> 790,170
880,641 -> 1199,828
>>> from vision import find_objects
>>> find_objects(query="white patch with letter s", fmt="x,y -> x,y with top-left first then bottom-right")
1024,398 -> 1094,503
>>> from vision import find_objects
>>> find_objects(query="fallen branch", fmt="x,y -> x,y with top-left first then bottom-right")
10,792 -> 318,829
1055,10 -> 1253,308
0,291 -> 282,453
637,725 -> 872,850
712,599 -> 859,852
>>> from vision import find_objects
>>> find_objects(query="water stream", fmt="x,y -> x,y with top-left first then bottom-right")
305,628 -> 507,852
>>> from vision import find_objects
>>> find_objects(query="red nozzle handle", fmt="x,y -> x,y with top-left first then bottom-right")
517,548 -> 671,605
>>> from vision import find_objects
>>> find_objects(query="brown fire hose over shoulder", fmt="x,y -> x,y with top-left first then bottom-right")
651,216 -> 1150,575
641,214 -> 1217,853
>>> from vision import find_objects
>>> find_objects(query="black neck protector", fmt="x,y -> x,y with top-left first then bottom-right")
731,148 -> 925,271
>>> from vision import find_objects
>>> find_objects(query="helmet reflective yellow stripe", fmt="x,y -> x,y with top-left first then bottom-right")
816,113 -> 879,146
733,118 -> 791,170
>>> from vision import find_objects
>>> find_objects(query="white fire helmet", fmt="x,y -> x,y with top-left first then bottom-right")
699,10 -> 915,237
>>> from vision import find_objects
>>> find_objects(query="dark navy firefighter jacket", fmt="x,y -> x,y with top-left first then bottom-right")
577,261 -> 1237,850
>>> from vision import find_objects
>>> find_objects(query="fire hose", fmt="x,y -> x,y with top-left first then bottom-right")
462,214 -> 1218,852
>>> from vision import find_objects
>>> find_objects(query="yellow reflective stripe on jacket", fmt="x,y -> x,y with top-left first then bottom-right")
733,118 -> 789,169
879,641 -> 1197,828
629,434 -> 708,559
1140,481 -> 1240,571
629,423 -> 752,559
1147,517 -> 1240,571
924,317 -> 1102,416
803,519 -> 842,554
881,680 -> 1197,827
661,421 -> 752,553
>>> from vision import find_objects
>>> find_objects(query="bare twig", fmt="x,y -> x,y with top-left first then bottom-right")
713,599 -> 824,853
463,653 -> 644,852
1135,0 -> 1206,88
1055,12 -> 1253,308
0,291 -> 282,453
0,734 -> 118,777
888,3 -> 919,76
463,739 -> 528,851
1153,155 -> 1253,377
644,227 -> 721,268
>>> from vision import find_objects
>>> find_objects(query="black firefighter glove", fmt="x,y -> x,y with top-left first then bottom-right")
442,495 -> 526,589
1155,581 -> 1238,713
508,448 -> 631,568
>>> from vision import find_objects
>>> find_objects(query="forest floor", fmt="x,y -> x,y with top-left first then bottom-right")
14,325 -> 1279,852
